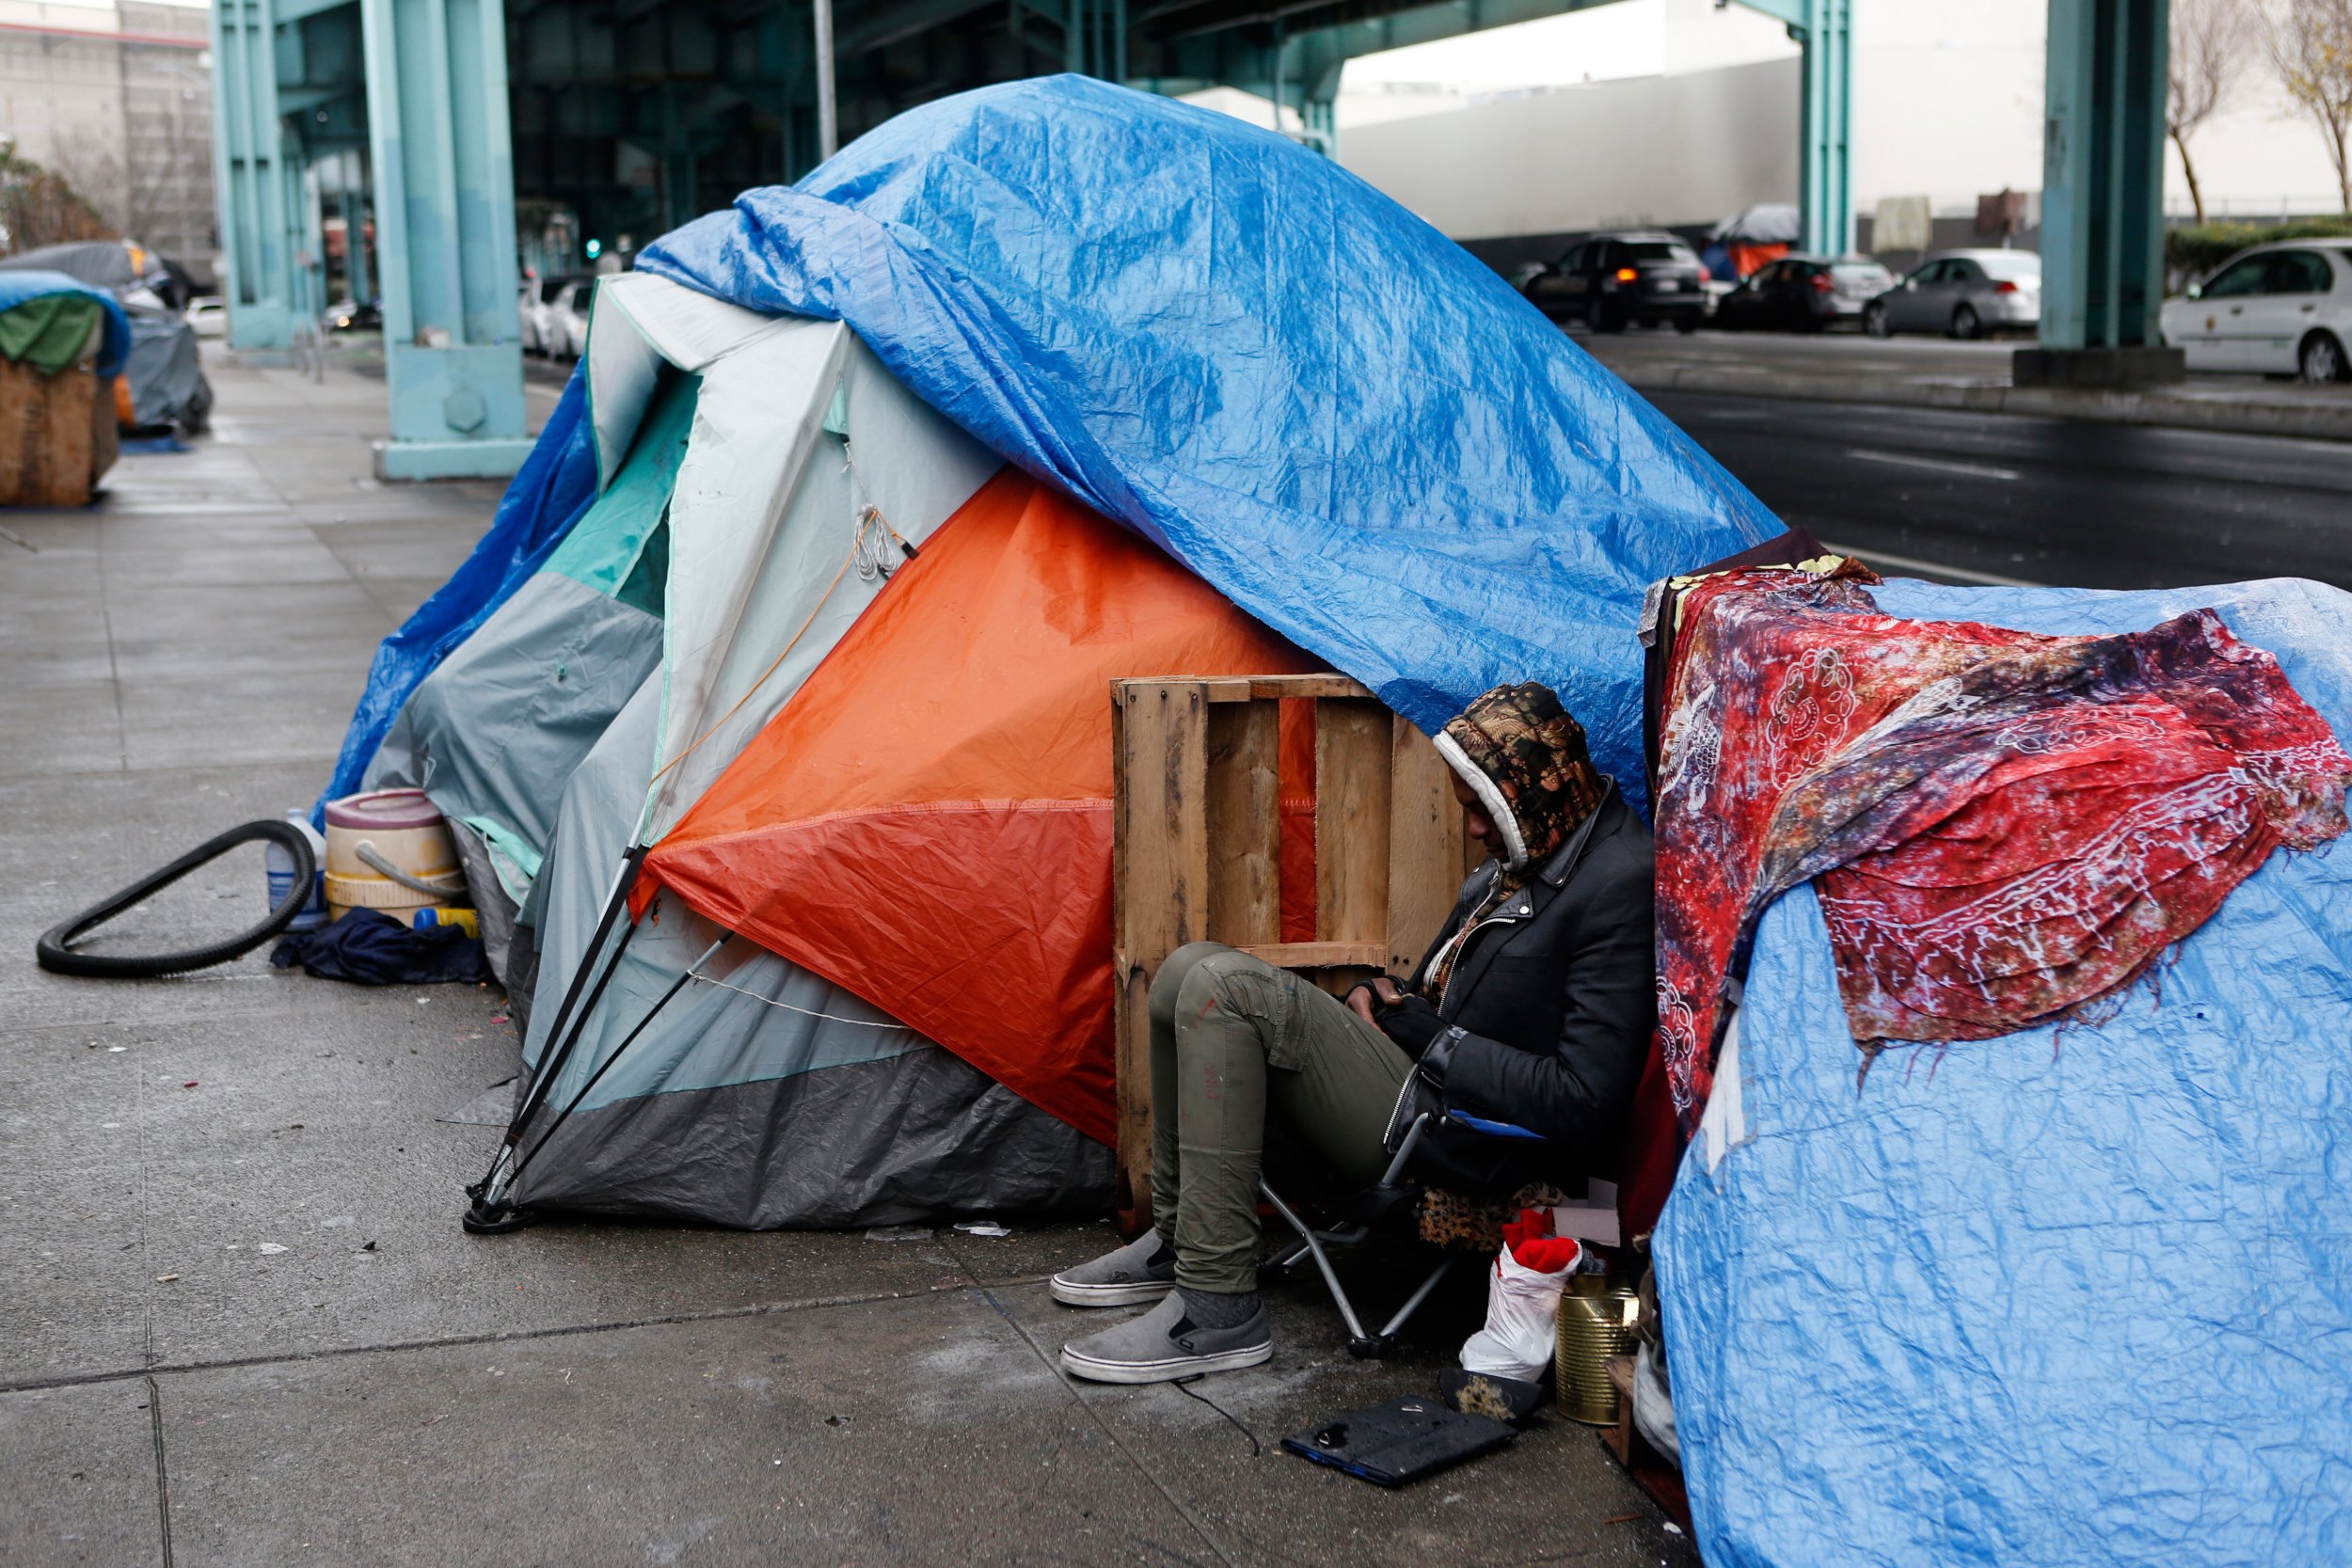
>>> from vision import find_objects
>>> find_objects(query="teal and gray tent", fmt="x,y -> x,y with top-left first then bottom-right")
364,364 -> 697,987
353,274 -> 1104,1226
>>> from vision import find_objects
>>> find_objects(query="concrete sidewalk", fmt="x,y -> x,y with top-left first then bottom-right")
0,348 -> 1695,1568
1580,327 -> 2352,441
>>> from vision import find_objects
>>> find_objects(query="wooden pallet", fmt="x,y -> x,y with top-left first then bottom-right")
1600,1354 -> 1695,1533
0,356 -> 111,508
1107,673 -> 1474,1231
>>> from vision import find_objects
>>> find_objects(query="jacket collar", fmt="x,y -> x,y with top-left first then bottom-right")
1534,778 -> 1618,890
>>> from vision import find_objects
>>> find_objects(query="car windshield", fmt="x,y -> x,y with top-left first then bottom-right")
1624,242 -> 1692,262
1974,253 -> 2041,281
539,278 -> 571,303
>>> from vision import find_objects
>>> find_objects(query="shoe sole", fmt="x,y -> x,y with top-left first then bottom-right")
1058,1340 -> 1272,1385
1048,1276 -> 1176,1307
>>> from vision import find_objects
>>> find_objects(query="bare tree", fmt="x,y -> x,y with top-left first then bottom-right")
2271,0 -> 2352,214
0,149 -> 117,255
2171,0 -> 2256,222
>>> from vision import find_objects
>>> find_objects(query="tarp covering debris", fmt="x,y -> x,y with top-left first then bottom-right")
0,269 -> 128,377
1656,576 -> 2352,1568
639,73 -> 1774,797
1650,560 -> 2352,1136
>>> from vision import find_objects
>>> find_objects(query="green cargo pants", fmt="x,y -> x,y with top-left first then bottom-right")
1149,942 -> 1414,1293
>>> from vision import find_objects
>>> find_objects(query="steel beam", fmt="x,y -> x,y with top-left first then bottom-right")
2031,0 -> 2175,371
212,0 -> 299,347
1728,0 -> 1846,255
362,0 -> 532,479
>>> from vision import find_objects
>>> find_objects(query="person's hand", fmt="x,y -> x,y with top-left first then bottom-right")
1374,992 -> 1445,1055
1344,976 -> 1407,1025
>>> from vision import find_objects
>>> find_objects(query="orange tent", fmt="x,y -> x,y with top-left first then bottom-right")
638,468 -> 1319,1141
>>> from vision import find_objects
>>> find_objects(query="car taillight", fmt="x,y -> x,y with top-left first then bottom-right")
1992,279 -> 2020,293
1615,267 -> 1639,283
1810,273 -> 1835,293
1697,263 -> 1711,283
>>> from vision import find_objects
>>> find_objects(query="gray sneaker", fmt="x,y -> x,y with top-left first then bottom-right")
1059,1291 -> 1272,1385
1049,1227 -> 1177,1307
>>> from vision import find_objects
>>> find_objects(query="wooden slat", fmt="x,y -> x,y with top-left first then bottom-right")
1234,941 -> 1385,970
1204,698 -> 1279,946
1314,697 -> 1393,947
1248,674 -> 1374,702
1107,679 -> 1211,1234
1385,716 -> 1468,976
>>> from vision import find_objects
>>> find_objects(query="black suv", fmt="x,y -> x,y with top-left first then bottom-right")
1519,231 -> 1706,332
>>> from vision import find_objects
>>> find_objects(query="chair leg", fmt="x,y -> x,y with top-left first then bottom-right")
1260,1238 -> 1310,1275
1375,1253 -> 1458,1341
1260,1180 -> 1373,1344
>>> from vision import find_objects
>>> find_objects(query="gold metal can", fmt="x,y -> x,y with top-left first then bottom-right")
1554,1274 -> 1642,1425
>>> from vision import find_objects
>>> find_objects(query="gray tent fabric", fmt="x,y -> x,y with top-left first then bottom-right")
366,570 -> 664,883
509,667 -> 1110,1227
447,818 -> 526,989
122,307 -> 209,429
510,1050 -> 1110,1227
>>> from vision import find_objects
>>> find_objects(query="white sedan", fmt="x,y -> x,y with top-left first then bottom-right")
2161,240 -> 2352,383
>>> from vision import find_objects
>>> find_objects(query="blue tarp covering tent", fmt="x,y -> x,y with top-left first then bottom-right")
1657,576 -> 2352,1567
328,75 -> 1772,812
636,74 -> 1777,796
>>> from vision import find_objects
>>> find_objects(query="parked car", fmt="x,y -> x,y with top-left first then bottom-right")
518,274 -> 584,356
184,295 -> 227,338
2160,240 -> 2352,383
1864,250 -> 2040,340
324,296 -> 381,332
1520,231 -> 1707,332
548,277 -> 595,358
1712,254 -> 1895,332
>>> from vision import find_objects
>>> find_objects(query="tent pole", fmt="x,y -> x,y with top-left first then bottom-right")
464,846 -> 645,1230
501,934 -> 728,1191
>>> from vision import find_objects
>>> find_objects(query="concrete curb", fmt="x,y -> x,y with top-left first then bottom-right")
1611,363 -> 2352,443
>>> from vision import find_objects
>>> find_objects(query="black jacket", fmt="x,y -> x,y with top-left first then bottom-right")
1391,786 -> 1656,1195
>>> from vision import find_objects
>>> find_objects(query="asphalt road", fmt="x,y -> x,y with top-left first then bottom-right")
1645,389 -> 2352,590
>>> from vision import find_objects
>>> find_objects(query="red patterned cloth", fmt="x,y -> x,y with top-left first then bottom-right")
1652,562 -> 2352,1136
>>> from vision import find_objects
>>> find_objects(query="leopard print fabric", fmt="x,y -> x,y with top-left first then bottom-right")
1418,1182 -> 1571,1250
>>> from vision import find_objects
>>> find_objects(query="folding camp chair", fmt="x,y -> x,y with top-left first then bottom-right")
1258,1109 -> 1549,1358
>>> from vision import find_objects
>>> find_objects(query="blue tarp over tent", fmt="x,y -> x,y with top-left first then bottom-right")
330,76 -> 1773,812
1658,576 -> 2352,1567
632,75 -> 1774,795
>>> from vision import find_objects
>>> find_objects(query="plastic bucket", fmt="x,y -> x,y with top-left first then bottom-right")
322,789 -> 462,920
264,809 -> 329,932
1554,1275 -> 1642,1426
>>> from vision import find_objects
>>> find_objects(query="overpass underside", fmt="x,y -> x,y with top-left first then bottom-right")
211,0 -> 2149,479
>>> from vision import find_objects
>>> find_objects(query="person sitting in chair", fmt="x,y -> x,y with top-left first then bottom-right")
1054,681 -> 1656,1384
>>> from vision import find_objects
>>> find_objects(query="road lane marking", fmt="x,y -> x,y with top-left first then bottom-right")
1820,540 -> 2045,588
1846,448 -> 2023,481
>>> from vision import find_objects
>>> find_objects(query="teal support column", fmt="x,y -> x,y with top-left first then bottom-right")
211,0 -> 296,348
2020,0 -> 2182,383
360,0 -> 531,480
1734,0 -> 1851,254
